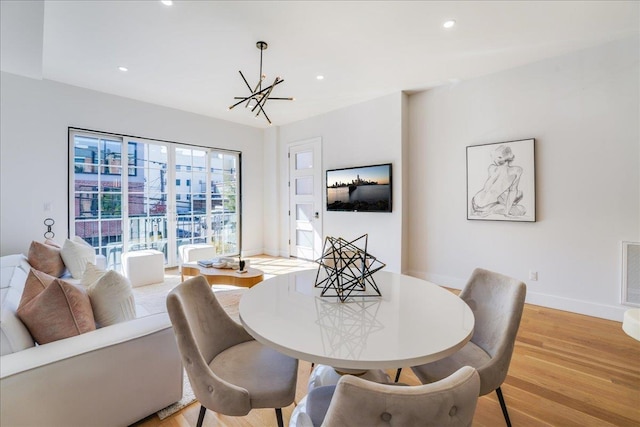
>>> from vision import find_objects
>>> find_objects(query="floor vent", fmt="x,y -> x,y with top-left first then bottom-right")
622,241 -> 640,307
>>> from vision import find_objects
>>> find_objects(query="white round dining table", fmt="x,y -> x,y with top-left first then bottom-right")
239,269 -> 474,371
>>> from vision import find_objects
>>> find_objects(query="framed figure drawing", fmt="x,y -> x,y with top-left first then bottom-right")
467,138 -> 536,222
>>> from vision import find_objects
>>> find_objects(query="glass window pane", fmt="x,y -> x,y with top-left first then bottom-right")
128,167 -> 145,192
100,176 -> 121,191
102,139 -> 122,175
75,173 -> 98,193
149,192 -> 167,215
139,144 -> 168,170
74,136 -> 99,173
192,149 -> 206,169
296,204 -> 313,221
147,144 -> 167,164
147,169 -> 166,193
296,230 -> 313,249
75,193 -> 98,219
101,192 -> 122,218
127,142 -> 138,175
296,151 -> 313,170
100,220 -> 123,243
176,197 -> 190,214
296,177 -> 313,195
128,193 -> 145,216
192,173 -> 207,194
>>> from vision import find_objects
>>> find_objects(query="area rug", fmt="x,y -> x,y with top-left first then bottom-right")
157,368 -> 196,420
140,285 -> 245,420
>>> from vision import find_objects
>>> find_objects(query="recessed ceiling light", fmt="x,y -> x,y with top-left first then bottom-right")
161,0 -> 173,6
443,20 -> 456,29
316,75 -> 324,80
118,66 -> 128,72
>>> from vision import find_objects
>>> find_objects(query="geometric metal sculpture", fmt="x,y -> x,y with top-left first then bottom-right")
314,234 -> 386,302
228,41 -> 294,125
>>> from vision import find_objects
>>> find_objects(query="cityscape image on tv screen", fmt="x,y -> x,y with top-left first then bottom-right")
326,163 -> 392,212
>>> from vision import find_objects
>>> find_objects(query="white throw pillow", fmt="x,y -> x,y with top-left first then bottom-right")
81,262 -> 105,287
61,237 -> 96,279
86,269 -> 136,327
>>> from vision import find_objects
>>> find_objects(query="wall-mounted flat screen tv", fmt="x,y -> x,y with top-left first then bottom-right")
326,163 -> 392,212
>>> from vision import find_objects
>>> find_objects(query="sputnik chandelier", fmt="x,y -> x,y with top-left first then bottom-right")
228,41 -> 294,125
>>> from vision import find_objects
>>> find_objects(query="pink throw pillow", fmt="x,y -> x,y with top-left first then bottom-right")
17,277 -> 96,345
18,269 -> 57,308
27,241 -> 66,277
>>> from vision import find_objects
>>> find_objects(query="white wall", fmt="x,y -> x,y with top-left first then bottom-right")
270,93 -> 406,272
407,36 -> 639,321
0,72 -> 265,256
261,126 -> 280,257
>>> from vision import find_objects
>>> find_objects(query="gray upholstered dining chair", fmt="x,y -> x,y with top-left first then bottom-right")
298,366 -> 480,427
166,275 -> 299,427
410,268 -> 526,427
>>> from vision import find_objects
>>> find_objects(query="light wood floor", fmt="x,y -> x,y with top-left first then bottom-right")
133,260 -> 640,427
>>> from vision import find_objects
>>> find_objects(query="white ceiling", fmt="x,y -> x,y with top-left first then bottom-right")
1,1 -> 638,128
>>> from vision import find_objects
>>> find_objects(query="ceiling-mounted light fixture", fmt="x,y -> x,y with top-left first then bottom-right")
228,41 -> 294,125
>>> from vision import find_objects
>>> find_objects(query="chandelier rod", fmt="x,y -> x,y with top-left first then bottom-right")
229,77 -> 284,110
257,40 -> 268,93
228,40 -> 291,125
259,44 -> 263,93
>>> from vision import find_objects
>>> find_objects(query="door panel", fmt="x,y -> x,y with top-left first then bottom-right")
289,138 -> 322,260
127,140 -> 169,263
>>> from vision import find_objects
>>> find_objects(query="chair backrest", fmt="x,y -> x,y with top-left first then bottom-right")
459,268 -> 526,394
166,275 -> 254,415
321,366 -> 480,427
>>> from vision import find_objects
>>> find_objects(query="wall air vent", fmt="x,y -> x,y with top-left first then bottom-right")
622,241 -> 640,307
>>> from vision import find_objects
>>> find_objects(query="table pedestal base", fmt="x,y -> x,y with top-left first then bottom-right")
307,364 -> 390,391
291,365 -> 392,427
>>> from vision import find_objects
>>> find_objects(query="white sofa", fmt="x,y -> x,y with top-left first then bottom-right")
0,254 -> 183,427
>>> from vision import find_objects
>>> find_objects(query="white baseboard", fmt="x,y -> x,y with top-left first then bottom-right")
246,247 -> 289,258
241,248 -> 263,257
259,247 -> 280,257
524,292 -> 626,322
278,249 -> 290,258
404,269 -> 626,322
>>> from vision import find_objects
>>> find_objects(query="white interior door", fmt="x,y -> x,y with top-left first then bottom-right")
289,138 -> 322,260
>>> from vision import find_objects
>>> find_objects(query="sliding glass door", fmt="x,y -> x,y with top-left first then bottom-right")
70,129 -> 240,271
126,139 -> 170,262
174,146 -> 209,254
72,134 -> 124,269
210,152 -> 239,255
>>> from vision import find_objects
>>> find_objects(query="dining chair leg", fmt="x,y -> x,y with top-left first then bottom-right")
495,387 -> 512,427
196,405 -> 207,427
275,408 -> 284,427
394,368 -> 402,383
